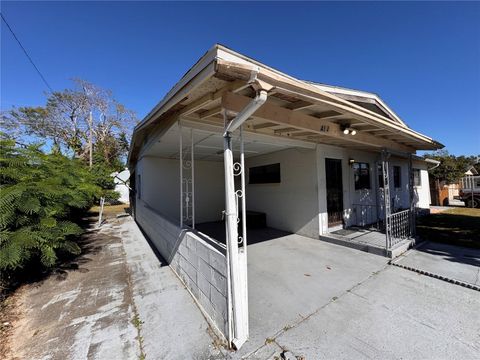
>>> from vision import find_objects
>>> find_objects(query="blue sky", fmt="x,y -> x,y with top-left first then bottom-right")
2,1 -> 479,155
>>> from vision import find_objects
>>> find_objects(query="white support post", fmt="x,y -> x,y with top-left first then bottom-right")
240,126 -> 247,247
382,150 -> 391,250
238,125 -> 248,335
191,128 -> 195,229
223,130 -> 249,349
408,154 -> 416,238
222,87 -> 265,350
179,120 -> 183,228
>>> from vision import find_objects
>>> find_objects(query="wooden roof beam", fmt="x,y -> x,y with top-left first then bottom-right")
198,106 -> 222,119
286,100 -> 315,111
253,122 -> 277,130
221,92 -> 414,153
178,79 -> 247,117
274,127 -> 299,134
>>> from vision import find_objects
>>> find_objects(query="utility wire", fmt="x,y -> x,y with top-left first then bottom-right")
1,12 -> 54,93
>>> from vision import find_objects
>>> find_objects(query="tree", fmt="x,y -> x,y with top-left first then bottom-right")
0,138 -> 101,271
423,150 -> 479,184
3,79 -> 137,168
7,88 -> 90,156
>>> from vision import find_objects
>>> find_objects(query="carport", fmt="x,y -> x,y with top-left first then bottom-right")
135,119 -> 320,348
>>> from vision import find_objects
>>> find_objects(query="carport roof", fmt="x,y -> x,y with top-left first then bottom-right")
129,44 -> 443,165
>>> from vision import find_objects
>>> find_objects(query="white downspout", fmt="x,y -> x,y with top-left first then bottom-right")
224,87 -> 267,350
425,159 -> 441,171
223,90 -> 268,136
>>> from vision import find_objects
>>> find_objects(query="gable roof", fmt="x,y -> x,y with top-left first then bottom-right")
305,82 -> 407,127
129,44 -> 443,165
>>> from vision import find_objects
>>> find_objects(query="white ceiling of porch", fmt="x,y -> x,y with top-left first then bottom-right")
142,122 -> 312,162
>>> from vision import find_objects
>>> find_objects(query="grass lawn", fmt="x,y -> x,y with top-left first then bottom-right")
89,204 -> 130,220
417,207 -> 480,249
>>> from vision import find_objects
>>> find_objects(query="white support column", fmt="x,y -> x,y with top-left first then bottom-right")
408,154 -> 415,238
382,150 -> 391,250
222,87 -> 266,349
238,125 -> 249,337
191,128 -> 195,229
179,122 -> 193,228
240,126 -> 247,247
179,120 -> 183,228
223,127 -> 249,349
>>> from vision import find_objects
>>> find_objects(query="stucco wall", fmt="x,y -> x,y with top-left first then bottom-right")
136,156 -> 225,224
134,198 -> 228,339
245,148 -> 319,238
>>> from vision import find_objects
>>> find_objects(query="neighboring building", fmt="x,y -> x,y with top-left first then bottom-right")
127,45 -> 443,348
464,165 -> 479,176
430,164 -> 479,206
111,168 -> 130,204
459,165 -> 480,208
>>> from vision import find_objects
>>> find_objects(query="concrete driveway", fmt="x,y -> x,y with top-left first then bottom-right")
236,234 -> 480,359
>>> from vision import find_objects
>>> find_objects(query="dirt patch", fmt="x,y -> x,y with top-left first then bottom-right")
89,204 -> 130,221
0,290 -> 22,360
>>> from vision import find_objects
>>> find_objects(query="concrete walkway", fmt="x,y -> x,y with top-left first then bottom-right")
394,241 -> 480,287
9,216 -> 223,360
118,217 -> 224,359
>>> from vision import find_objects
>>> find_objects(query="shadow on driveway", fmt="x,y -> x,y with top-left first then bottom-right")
395,241 -> 480,287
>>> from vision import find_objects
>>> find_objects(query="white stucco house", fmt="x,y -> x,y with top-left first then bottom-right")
128,45 -> 443,349
110,168 -> 130,204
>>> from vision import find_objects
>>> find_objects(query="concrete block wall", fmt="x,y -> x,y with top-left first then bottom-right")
135,199 -> 180,259
170,232 -> 228,338
135,199 -> 228,339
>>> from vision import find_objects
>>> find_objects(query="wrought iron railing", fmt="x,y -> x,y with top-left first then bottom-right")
387,209 -> 412,248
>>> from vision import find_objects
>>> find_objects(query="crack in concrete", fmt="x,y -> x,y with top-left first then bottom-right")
242,264 -> 390,359
117,225 -> 146,360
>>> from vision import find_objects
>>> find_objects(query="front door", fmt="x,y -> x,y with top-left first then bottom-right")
325,158 -> 344,227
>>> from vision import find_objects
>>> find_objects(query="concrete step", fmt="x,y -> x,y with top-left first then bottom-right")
319,234 -> 387,257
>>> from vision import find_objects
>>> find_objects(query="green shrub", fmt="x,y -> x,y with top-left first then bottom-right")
0,139 -> 101,271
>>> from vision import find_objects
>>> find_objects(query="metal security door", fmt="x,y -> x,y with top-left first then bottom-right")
325,158 -> 344,227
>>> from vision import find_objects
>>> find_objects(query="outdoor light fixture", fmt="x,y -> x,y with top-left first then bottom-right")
349,158 -> 355,165
341,125 -> 357,136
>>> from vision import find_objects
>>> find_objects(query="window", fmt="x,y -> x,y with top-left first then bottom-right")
413,169 -> 421,186
249,163 -> 281,184
353,162 -> 370,190
393,166 -> 401,188
137,174 -> 141,199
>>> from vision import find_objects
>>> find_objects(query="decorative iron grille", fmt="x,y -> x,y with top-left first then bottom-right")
388,209 -> 412,248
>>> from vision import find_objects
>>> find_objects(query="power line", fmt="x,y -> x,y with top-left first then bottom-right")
1,12 -> 54,93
